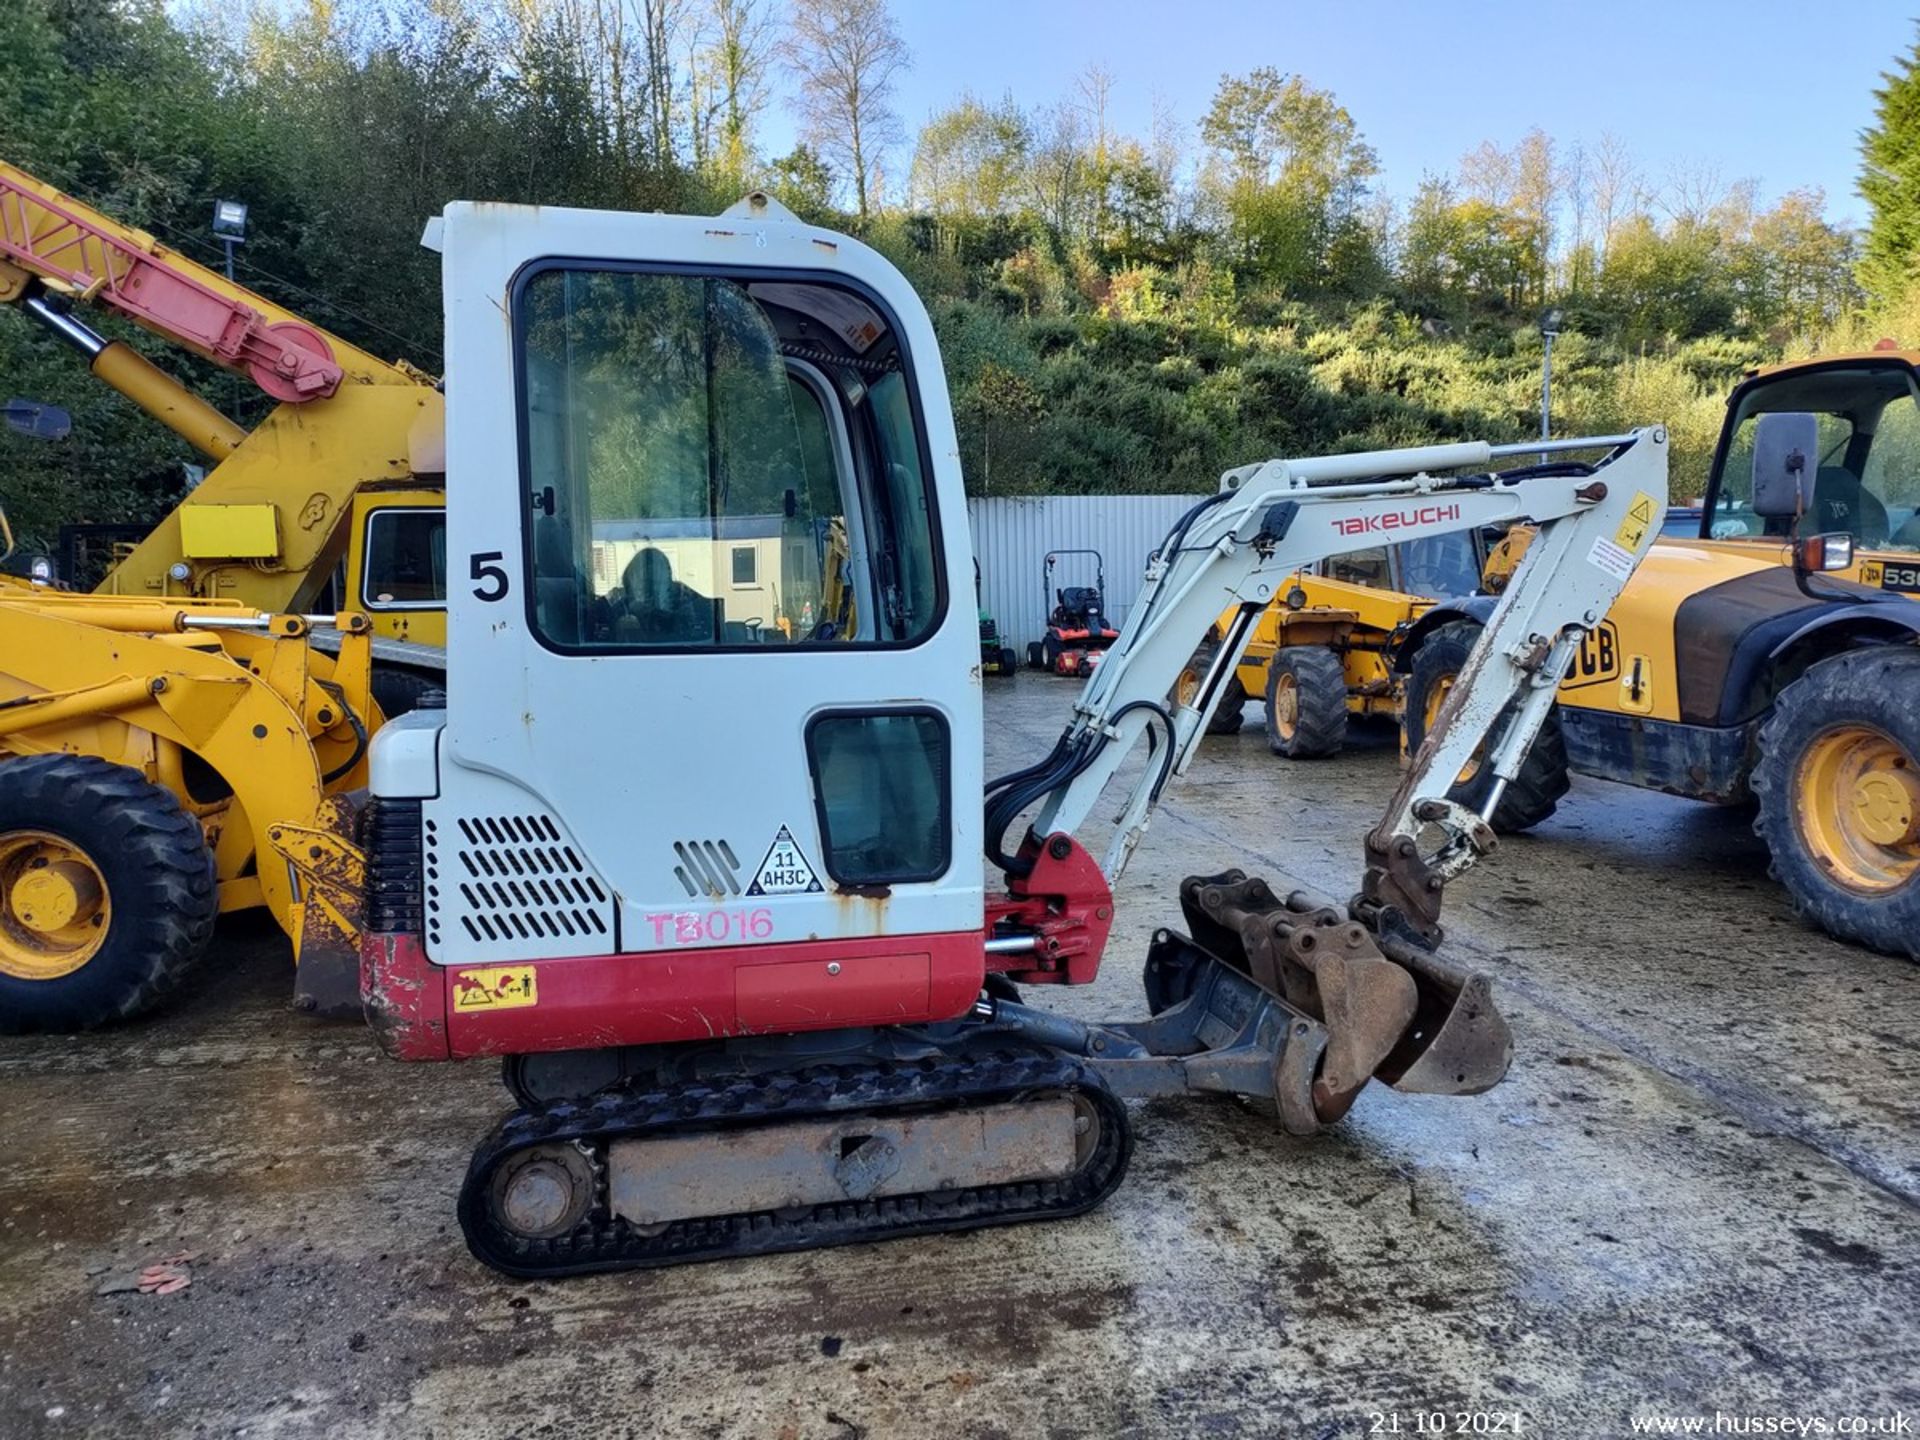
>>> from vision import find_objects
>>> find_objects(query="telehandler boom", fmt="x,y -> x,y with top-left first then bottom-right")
349,195 -> 1668,1276
0,159 -> 447,708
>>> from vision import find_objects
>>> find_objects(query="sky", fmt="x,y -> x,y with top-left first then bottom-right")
762,0 -> 1918,225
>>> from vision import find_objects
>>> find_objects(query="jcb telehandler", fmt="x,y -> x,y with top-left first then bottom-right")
337,194 -> 1669,1275
1401,350 -> 1920,956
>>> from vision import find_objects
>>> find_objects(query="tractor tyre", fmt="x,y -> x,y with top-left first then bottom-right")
1403,619 -> 1569,834
1751,647 -> 1920,959
0,755 -> 218,1033
1172,642 -> 1247,736
999,646 -> 1018,674
1264,646 -> 1349,758
370,665 -> 444,719
1027,641 -> 1045,670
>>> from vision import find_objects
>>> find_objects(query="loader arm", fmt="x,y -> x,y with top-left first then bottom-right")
1013,427 -> 1670,932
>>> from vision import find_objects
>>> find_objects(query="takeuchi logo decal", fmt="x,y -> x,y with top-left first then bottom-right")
1333,502 -> 1463,537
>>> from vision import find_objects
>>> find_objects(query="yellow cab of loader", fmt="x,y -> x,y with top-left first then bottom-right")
1173,529 -> 1489,756
1396,347 -> 1920,960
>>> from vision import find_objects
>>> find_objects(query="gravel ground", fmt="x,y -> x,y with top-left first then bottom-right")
2,673 -> 1915,1438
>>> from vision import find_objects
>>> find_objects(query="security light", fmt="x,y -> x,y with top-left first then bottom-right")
211,199 -> 249,240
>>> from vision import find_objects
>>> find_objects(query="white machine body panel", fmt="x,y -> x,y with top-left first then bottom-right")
423,200 -> 985,966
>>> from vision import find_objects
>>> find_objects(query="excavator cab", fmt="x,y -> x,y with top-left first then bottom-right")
370,194 -> 987,1055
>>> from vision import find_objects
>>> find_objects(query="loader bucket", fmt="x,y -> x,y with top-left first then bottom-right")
1176,872 -> 1511,1124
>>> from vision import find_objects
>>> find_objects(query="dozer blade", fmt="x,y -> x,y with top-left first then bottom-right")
1176,871 -> 1511,1118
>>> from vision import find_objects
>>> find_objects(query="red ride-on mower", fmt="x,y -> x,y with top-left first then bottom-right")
1026,548 -> 1121,676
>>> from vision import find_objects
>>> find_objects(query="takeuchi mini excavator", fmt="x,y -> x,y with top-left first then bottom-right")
353,195 -> 1669,1277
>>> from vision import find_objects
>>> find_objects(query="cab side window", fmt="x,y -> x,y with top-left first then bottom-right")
516,268 -> 942,649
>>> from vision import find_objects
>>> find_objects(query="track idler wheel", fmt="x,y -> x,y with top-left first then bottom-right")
489,1143 -> 599,1240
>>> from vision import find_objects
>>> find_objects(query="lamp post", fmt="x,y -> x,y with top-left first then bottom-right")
211,198 -> 248,282
1538,307 -> 1564,456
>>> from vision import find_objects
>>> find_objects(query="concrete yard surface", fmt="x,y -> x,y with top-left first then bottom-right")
2,674 -> 1917,1438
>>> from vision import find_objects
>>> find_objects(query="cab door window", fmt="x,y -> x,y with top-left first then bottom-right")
362,508 -> 447,607
515,267 -> 943,648
1710,364 -> 1920,549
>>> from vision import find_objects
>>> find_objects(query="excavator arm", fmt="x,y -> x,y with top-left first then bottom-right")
978,428 -> 1668,1130
1015,428 -> 1669,916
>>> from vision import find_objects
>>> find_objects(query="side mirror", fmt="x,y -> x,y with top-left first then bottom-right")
3,398 -> 72,442
1751,412 -> 1819,519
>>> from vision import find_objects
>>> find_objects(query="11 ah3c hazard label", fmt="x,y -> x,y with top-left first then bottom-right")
748,824 -> 824,895
452,966 -> 538,1013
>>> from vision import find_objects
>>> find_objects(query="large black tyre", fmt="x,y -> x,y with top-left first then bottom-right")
1027,640 -> 1046,670
1751,647 -> 1920,959
370,665 -> 443,719
1402,619 -> 1570,834
0,755 -> 218,1033
1264,646 -> 1348,758
1171,642 -> 1247,735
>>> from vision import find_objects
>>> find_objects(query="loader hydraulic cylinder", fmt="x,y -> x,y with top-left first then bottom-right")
23,296 -> 245,459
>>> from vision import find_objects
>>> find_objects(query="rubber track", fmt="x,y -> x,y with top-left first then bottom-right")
459,1047 -> 1133,1278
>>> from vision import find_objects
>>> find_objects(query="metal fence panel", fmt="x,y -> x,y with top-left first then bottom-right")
966,494 -> 1200,654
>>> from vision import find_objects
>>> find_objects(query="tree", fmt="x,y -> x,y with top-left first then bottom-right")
909,92 -> 1030,246
1199,68 -> 1377,288
688,0 -> 777,180
1860,28 -> 1920,303
782,0 -> 909,223
1591,131 -> 1640,265
765,144 -> 834,217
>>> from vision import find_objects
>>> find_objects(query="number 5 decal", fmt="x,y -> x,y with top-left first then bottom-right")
470,551 -> 510,602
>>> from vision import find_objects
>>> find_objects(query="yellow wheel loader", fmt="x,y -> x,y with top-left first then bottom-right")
1173,529 -> 1488,756
0,558 -> 377,1031
1399,350 -> 1920,958
0,159 -> 448,716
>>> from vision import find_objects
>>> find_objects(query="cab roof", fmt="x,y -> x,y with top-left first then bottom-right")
1746,348 -> 1920,380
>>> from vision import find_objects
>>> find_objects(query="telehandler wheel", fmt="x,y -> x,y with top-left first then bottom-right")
1264,646 -> 1348,758
1403,619 -> 1569,834
1172,643 -> 1247,735
0,755 -> 218,1034
1752,648 -> 1920,959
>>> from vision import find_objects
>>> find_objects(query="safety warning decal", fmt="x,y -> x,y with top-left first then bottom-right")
452,965 -> 538,1013
1614,491 -> 1658,552
1587,535 -> 1636,582
746,824 -> 824,896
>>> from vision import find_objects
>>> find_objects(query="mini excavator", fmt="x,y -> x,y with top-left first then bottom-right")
354,195 -> 1669,1276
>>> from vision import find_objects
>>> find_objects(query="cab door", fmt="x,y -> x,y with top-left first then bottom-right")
426,200 -> 983,980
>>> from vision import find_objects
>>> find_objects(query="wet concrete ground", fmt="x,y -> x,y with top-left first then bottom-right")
2,673 -> 1917,1438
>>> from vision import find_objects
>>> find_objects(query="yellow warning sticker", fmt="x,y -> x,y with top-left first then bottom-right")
1614,490 -> 1658,551
452,965 -> 538,1013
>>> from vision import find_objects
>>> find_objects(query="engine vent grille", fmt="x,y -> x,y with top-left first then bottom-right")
423,807 -> 616,960
673,838 -> 743,898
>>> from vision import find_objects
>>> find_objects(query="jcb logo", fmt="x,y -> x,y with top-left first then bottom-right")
1560,622 -> 1620,691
